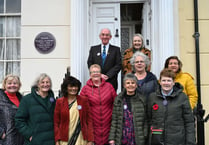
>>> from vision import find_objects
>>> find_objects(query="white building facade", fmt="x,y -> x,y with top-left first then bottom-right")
1,0 -> 179,95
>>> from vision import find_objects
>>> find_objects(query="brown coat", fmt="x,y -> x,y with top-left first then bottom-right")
122,47 -> 151,74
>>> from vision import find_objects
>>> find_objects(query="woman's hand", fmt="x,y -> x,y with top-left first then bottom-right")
29,136 -> 32,142
86,141 -> 93,145
55,141 -> 60,145
109,140 -> 115,145
101,74 -> 109,80
1,132 -> 6,139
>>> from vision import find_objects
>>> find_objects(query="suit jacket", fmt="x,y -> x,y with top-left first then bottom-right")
87,44 -> 121,91
54,96 -> 94,142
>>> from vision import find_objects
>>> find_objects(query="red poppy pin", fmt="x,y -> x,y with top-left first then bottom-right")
153,104 -> 159,110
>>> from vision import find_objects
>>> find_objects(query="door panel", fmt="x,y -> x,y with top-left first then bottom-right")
90,2 -> 121,92
91,2 -> 120,46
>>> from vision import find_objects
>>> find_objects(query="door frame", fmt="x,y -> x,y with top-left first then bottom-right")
70,0 -> 179,88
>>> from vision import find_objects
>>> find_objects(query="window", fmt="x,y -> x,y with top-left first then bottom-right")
0,0 -> 21,82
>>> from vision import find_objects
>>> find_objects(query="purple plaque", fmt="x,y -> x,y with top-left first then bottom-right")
34,32 -> 56,54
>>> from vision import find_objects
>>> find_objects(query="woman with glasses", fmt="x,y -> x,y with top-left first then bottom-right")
80,64 -> 117,145
130,51 -> 158,102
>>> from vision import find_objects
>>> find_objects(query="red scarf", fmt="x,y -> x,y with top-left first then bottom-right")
5,91 -> 20,107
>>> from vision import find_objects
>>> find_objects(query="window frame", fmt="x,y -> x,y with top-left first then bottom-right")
0,0 -> 21,82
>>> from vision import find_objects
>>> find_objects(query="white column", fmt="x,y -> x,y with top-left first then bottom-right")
70,0 -> 89,85
151,0 -> 178,78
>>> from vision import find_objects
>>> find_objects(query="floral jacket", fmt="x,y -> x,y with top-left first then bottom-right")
122,47 -> 151,74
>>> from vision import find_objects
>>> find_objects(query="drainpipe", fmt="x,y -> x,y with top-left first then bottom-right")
193,0 -> 209,145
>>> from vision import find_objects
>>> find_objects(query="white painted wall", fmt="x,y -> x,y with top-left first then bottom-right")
20,0 -> 71,97
20,0 -> 179,96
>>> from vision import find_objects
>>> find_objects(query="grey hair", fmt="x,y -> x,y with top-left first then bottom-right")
32,73 -> 52,89
123,73 -> 138,85
132,33 -> 144,48
99,28 -> 112,36
130,51 -> 150,72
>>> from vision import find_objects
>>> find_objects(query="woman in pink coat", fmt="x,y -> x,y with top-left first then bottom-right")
80,64 -> 117,145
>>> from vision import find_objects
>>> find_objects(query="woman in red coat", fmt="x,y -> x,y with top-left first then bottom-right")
80,64 -> 117,145
54,76 -> 94,145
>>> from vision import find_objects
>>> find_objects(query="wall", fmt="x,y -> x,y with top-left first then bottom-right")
20,0 -> 71,97
179,0 -> 209,144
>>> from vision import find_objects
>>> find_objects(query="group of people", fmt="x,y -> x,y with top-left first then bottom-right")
0,28 -> 198,145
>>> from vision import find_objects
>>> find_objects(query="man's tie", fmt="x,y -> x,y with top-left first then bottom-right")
102,45 -> 106,67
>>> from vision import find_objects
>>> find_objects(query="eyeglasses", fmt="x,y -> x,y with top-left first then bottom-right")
90,71 -> 100,74
135,61 -> 145,64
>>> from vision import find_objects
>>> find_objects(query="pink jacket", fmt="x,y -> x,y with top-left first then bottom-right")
80,78 -> 117,145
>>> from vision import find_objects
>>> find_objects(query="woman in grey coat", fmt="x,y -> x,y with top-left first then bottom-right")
109,73 -> 147,145
0,75 -> 24,145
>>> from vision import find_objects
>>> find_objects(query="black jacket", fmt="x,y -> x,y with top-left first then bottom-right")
87,44 -> 121,91
109,89 -> 148,145
147,83 -> 196,145
136,71 -> 158,101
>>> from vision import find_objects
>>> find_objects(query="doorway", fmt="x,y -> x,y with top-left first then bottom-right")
90,1 -> 150,92
120,3 -> 147,89
90,1 -> 148,55
120,3 -> 144,56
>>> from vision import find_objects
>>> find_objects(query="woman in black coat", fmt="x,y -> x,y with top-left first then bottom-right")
147,69 -> 196,145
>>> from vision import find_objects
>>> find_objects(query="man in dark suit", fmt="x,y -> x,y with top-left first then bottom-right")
87,28 -> 121,91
